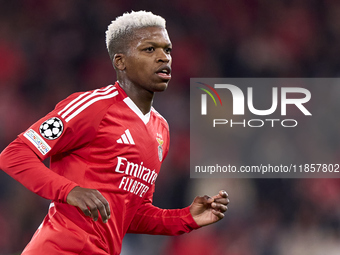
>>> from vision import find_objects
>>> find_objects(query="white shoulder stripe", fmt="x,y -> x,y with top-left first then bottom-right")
64,91 -> 118,122
57,85 -> 118,122
61,86 -> 116,119
57,85 -> 114,116
57,92 -> 91,116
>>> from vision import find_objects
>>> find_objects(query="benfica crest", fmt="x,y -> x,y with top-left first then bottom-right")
156,137 -> 164,162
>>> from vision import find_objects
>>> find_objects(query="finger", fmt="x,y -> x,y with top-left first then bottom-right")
95,191 -> 111,221
195,195 -> 214,205
212,209 -> 225,220
87,198 -> 100,222
214,197 -> 230,206
219,190 -> 228,198
85,191 -> 110,223
212,190 -> 228,200
76,200 -> 92,217
211,202 -> 228,213
93,197 -> 109,223
82,198 -> 108,223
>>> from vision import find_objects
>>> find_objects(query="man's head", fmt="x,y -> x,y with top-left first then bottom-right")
105,11 -> 172,95
106,11 -> 166,63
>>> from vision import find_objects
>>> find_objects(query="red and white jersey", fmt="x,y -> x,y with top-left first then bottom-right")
20,82 -> 169,193
11,82 -> 197,254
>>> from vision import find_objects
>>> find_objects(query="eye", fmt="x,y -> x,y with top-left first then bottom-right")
165,47 -> 172,54
144,47 -> 155,52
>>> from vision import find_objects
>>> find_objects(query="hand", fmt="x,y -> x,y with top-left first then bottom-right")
190,190 -> 229,227
66,186 -> 111,223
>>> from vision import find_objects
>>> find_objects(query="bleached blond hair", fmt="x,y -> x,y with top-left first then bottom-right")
105,10 -> 166,61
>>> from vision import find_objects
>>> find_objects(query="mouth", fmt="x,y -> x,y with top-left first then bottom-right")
155,66 -> 172,80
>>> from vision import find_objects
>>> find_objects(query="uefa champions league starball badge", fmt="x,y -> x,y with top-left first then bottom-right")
39,117 -> 64,140
156,138 -> 164,162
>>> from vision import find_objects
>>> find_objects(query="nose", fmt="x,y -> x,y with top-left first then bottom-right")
156,49 -> 171,63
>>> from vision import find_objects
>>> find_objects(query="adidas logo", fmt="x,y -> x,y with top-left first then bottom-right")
117,129 -> 135,145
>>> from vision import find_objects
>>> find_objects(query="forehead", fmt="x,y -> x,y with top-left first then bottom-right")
130,26 -> 171,46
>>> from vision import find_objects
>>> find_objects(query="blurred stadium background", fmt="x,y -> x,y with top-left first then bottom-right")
1,0 -> 340,254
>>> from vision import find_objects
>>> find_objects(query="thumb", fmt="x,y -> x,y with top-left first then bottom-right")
194,195 -> 214,205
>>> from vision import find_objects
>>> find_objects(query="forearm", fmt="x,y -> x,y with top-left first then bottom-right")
127,203 -> 200,235
0,137 -> 78,202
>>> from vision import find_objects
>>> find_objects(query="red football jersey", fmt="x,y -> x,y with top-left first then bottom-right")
0,82 -> 199,254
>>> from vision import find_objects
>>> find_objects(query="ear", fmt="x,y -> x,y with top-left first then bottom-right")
113,53 -> 126,71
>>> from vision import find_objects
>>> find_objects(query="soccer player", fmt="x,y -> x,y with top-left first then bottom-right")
0,11 -> 229,255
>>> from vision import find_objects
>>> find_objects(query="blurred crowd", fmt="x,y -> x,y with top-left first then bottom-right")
1,0 -> 340,254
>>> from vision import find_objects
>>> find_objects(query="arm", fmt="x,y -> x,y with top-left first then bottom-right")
1,88 -> 118,223
0,138 -> 111,223
0,137 -> 78,202
127,189 -> 229,235
127,202 -> 200,235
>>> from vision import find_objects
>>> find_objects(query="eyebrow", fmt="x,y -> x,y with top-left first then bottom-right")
141,41 -> 172,47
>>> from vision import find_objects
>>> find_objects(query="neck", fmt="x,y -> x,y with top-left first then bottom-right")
117,79 -> 154,115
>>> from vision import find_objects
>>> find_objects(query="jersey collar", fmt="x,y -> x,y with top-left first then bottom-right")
115,82 -> 151,125
123,97 -> 151,125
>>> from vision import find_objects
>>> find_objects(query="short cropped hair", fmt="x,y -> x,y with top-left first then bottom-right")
105,10 -> 166,62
